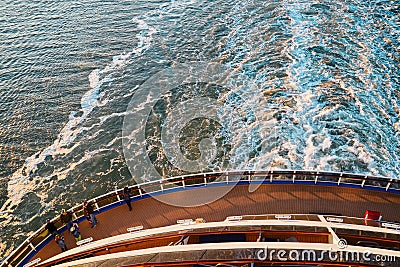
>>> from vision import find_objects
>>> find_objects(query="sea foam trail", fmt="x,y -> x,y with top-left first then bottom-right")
0,18 -> 156,215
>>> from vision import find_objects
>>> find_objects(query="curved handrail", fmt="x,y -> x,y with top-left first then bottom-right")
1,169 -> 399,267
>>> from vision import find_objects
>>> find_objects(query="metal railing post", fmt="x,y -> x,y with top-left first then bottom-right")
337,173 -> 342,185
361,176 -> 367,188
115,186 -> 121,201
386,179 -> 393,191
28,241 -> 35,251
94,200 -> 100,210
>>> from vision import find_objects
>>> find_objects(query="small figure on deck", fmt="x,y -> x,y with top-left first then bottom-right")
55,234 -> 68,252
69,221 -> 82,242
83,200 -> 98,228
123,186 -> 132,211
45,219 -> 58,238
60,209 -> 73,230
83,206 -> 92,224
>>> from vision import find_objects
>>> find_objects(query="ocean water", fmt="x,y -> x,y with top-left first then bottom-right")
0,0 -> 399,260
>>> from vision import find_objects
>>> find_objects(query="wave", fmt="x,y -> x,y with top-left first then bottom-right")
0,17 -> 157,215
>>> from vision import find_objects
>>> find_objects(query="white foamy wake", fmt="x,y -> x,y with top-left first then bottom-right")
0,18 -> 157,215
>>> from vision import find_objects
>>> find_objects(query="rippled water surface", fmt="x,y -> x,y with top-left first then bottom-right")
0,0 -> 399,260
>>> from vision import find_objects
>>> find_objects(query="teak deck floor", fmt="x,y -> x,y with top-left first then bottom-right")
33,184 -> 400,265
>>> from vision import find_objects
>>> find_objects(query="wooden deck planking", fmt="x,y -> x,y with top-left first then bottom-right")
33,184 -> 400,265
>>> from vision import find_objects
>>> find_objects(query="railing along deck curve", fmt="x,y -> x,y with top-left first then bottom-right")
2,169 -> 400,267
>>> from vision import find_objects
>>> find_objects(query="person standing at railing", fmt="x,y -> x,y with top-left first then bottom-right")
60,209 -> 73,230
123,186 -> 132,211
70,221 -> 82,242
45,219 -> 58,238
83,200 -> 98,228
55,234 -> 68,252
83,206 -> 92,224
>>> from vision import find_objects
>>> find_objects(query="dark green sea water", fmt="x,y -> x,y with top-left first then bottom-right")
0,0 -> 399,260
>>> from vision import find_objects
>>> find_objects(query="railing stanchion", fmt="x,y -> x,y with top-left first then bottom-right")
361,176 -> 367,188
337,173 -> 342,185
28,241 -> 35,251
386,179 -> 393,191
182,177 -> 185,188
115,186 -> 121,201
94,199 -> 100,210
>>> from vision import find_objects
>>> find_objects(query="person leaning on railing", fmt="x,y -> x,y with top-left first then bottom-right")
123,186 -> 132,211
83,200 -> 98,228
60,209 -> 73,230
45,219 -> 58,239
